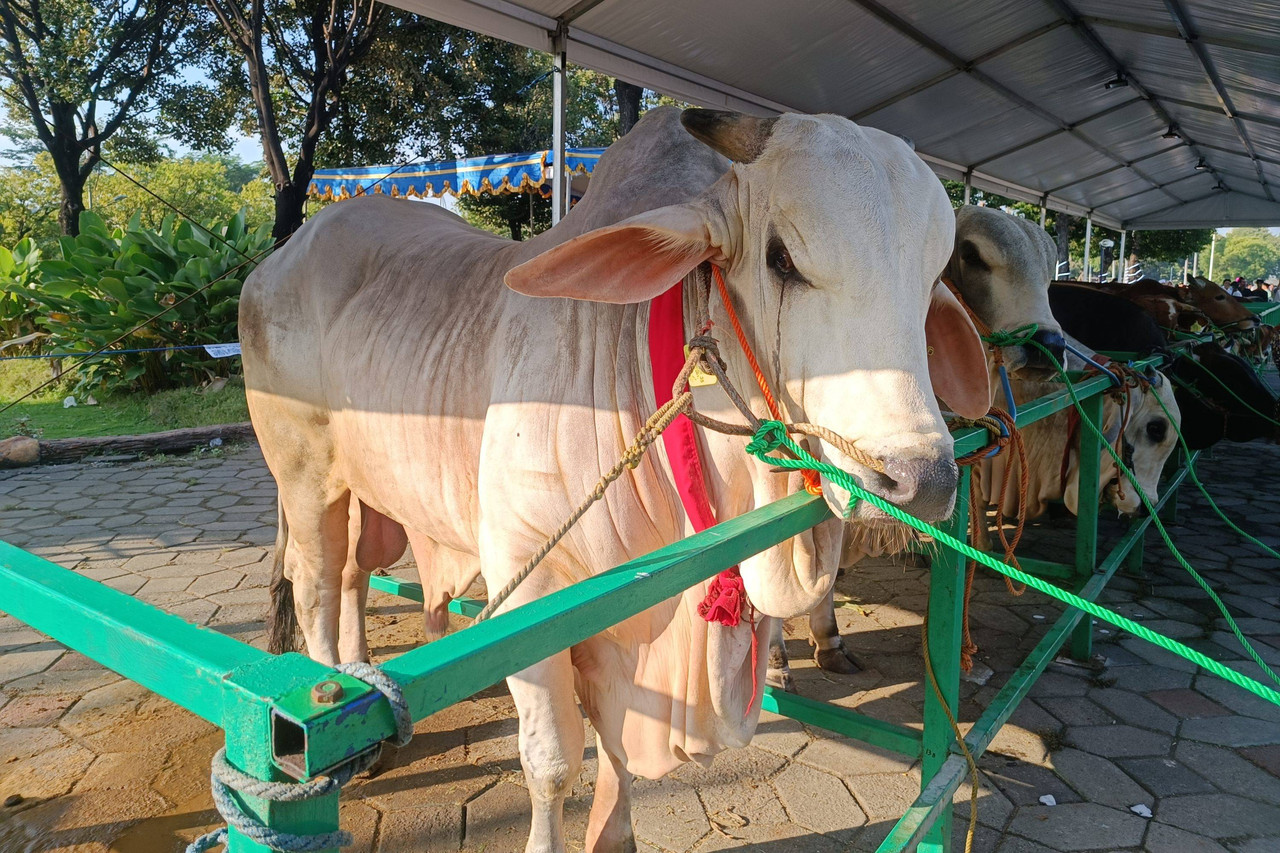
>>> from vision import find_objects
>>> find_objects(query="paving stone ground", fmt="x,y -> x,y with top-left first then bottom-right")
0,432 -> 1278,852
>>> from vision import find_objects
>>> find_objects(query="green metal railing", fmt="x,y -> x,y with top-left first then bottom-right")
0,356 -> 1214,853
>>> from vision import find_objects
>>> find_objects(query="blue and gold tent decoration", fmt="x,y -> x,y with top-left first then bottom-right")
308,148 -> 605,201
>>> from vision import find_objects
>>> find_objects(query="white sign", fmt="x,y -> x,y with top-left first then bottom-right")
203,343 -> 242,358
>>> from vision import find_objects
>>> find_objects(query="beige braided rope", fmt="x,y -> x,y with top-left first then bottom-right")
475,349 -> 705,621
475,334 -> 887,621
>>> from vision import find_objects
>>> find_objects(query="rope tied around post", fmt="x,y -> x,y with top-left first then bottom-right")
948,408 -> 1030,672
185,663 -> 413,853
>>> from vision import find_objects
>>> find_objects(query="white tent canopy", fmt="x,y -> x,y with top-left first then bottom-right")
393,0 -> 1280,230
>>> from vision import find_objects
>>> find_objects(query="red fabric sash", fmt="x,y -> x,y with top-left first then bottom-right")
649,283 -> 720,535
649,283 -> 758,710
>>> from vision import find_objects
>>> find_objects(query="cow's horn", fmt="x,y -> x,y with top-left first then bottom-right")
680,109 -> 778,164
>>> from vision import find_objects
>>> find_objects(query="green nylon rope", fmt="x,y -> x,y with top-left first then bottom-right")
1017,339 -> 1280,692
1176,353 -> 1280,429
989,325 -> 1279,563
743,421 -> 1280,708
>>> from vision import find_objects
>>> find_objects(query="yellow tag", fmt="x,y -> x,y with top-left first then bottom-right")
684,345 -> 718,387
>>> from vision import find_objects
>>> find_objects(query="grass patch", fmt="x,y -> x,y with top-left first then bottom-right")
1,360 -> 248,440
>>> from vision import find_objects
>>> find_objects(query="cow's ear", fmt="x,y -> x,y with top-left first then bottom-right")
505,203 -> 720,304
926,282 -> 991,420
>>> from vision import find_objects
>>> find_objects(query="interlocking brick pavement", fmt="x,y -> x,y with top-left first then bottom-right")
0,431 -> 1277,851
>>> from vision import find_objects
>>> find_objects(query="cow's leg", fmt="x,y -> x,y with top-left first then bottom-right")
586,731 -> 635,853
808,584 -> 862,674
509,651 -> 584,853
766,619 -> 795,692
338,499 -> 408,663
281,490 -> 352,667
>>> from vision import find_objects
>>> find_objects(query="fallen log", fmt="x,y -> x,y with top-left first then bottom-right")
0,423 -> 257,469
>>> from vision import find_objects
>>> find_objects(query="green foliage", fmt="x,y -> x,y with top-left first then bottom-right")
0,153 -> 273,247
0,154 -> 63,244
16,209 -> 271,397
1128,229 -> 1213,265
86,156 -> 275,232
0,236 -> 42,341
0,0 -> 202,233
1,372 -> 249,439
1214,228 -> 1280,282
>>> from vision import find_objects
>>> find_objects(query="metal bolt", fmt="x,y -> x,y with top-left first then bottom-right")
311,679 -> 344,704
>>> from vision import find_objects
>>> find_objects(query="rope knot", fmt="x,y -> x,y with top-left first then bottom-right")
745,419 -> 789,456
982,323 -> 1039,348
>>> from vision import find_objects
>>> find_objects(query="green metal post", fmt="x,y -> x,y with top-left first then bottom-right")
1123,521 -> 1145,577
221,659 -> 348,852
877,459 -> 1190,852
919,467 -> 969,853
1070,391 -> 1104,661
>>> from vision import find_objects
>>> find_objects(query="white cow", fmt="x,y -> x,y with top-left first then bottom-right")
773,205 -> 1067,681
242,107 -> 989,853
979,343 -> 1181,527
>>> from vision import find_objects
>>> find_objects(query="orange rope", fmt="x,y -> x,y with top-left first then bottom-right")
953,408 -> 1028,671
711,265 -> 823,494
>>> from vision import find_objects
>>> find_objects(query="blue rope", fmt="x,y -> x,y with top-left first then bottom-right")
0,343 -> 238,361
186,663 -> 413,852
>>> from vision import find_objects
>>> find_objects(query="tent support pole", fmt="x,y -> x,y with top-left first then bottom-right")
962,172 -> 972,206
1083,216 -> 1093,281
1118,231 -> 1127,280
551,28 -> 568,225
1208,231 -> 1216,279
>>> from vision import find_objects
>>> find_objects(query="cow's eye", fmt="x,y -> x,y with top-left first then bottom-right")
768,242 -> 795,277
1146,419 -> 1167,443
1216,294 -> 1226,300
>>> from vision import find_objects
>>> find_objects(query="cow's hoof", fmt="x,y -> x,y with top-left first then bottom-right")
814,644 -> 863,675
766,667 -> 796,693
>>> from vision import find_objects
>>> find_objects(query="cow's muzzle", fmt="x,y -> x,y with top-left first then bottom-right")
869,455 -> 959,522
1023,329 -> 1066,371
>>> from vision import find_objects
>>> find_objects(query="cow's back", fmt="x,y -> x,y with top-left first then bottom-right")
241,197 -> 519,550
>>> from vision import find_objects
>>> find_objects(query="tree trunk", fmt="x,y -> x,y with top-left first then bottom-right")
615,80 -> 643,135
55,167 -> 88,236
508,218 -> 523,241
1055,213 -> 1073,272
272,183 -> 306,242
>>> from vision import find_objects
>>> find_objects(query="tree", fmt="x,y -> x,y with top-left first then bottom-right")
86,155 -> 274,231
0,152 -> 273,245
1127,230 -> 1212,266
0,153 -> 61,243
615,80 -> 642,135
201,0 -> 390,240
0,0 -> 195,235
1215,228 -> 1280,281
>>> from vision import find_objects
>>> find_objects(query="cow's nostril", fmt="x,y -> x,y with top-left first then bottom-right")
877,456 -> 959,522
1027,330 -> 1066,367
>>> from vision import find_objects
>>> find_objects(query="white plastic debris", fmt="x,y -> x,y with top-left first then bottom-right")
62,396 -> 76,408
1038,794 -> 1057,807
1129,804 -> 1153,818
1032,614 -> 1045,620
84,395 -> 98,406
209,437 -> 224,448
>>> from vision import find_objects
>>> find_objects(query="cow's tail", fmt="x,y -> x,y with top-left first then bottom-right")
266,498 -> 299,654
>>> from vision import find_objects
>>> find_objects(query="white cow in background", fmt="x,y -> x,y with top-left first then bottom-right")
242,107 -> 989,853
979,342 -> 1181,527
